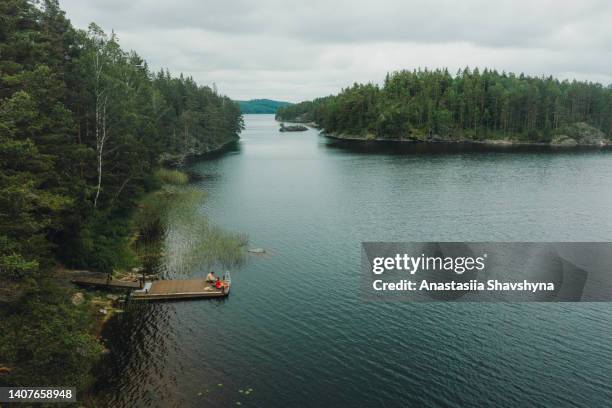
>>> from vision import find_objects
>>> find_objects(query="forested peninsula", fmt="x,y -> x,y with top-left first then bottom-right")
0,0 -> 242,390
276,69 -> 612,146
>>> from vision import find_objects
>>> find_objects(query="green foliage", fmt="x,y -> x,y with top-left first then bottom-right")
155,168 -> 189,185
278,68 -> 612,141
0,250 -> 39,281
275,100 -> 317,122
134,189 -> 175,242
0,0 -> 244,390
64,210 -> 137,273
153,71 -> 244,162
238,99 -> 291,114
0,0 -> 244,275
0,281 -> 103,389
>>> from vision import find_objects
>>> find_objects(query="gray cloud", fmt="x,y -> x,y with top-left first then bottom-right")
60,0 -> 612,101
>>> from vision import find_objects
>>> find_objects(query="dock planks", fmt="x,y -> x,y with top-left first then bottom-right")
130,278 -> 228,300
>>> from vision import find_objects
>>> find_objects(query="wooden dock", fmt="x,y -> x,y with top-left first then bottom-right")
71,276 -> 141,289
71,271 -> 232,301
129,279 -> 229,300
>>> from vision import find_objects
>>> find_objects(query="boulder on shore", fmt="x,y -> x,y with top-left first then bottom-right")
552,122 -> 608,146
71,292 -> 84,306
482,139 -> 514,145
550,136 -> 578,147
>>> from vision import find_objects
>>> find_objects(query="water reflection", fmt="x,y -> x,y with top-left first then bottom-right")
96,302 -> 181,407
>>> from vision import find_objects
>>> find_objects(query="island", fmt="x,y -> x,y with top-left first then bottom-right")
276,69 -> 611,147
279,123 -> 308,132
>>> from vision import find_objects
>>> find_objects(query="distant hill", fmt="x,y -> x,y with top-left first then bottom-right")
237,99 -> 292,114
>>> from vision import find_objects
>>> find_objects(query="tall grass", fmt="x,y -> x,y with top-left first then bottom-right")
133,176 -> 247,275
165,187 -> 247,273
165,216 -> 248,273
155,168 -> 189,185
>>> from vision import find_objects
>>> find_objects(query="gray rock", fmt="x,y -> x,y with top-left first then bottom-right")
71,292 -> 84,306
554,122 -> 608,146
551,136 -> 578,146
483,139 -> 513,145
428,134 -> 447,142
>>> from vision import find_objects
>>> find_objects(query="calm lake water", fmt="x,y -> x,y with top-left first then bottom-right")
97,114 -> 612,407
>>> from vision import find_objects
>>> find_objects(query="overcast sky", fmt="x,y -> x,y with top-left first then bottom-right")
60,0 -> 612,102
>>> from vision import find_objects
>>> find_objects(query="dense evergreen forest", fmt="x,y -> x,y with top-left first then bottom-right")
0,0 -> 242,389
237,98 -> 291,114
277,68 -> 612,144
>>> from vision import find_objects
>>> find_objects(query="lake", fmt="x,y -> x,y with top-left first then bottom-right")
97,114 -> 612,407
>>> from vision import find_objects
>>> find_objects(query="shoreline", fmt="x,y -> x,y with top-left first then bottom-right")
75,157 -> 228,401
274,118 -> 609,148
77,167 -> 191,404
160,137 -> 240,167
84,152 -> 247,402
323,131 -> 610,149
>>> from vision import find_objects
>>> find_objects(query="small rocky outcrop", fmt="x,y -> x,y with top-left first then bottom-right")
482,139 -> 513,145
279,123 -> 308,132
71,292 -> 85,306
552,122 -> 608,146
427,134 -> 450,142
550,135 -> 578,146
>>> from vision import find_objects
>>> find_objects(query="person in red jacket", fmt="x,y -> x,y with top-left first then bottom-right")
215,277 -> 222,289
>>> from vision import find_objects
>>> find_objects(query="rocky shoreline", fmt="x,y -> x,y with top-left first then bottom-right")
323,122 -> 609,148
159,137 -> 240,167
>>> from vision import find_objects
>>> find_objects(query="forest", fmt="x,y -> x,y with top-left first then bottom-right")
237,98 -> 291,114
276,68 -> 612,144
0,0 -> 242,389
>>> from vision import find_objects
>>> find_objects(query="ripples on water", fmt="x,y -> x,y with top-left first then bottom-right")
96,115 -> 612,407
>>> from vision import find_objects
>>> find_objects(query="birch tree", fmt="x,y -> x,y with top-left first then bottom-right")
85,24 -> 111,209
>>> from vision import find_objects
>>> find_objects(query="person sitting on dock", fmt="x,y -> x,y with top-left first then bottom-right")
206,271 -> 216,283
215,277 -> 223,290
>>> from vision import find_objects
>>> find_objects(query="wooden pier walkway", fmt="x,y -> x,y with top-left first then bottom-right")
71,276 -> 141,289
130,278 -> 229,300
71,271 -> 232,301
